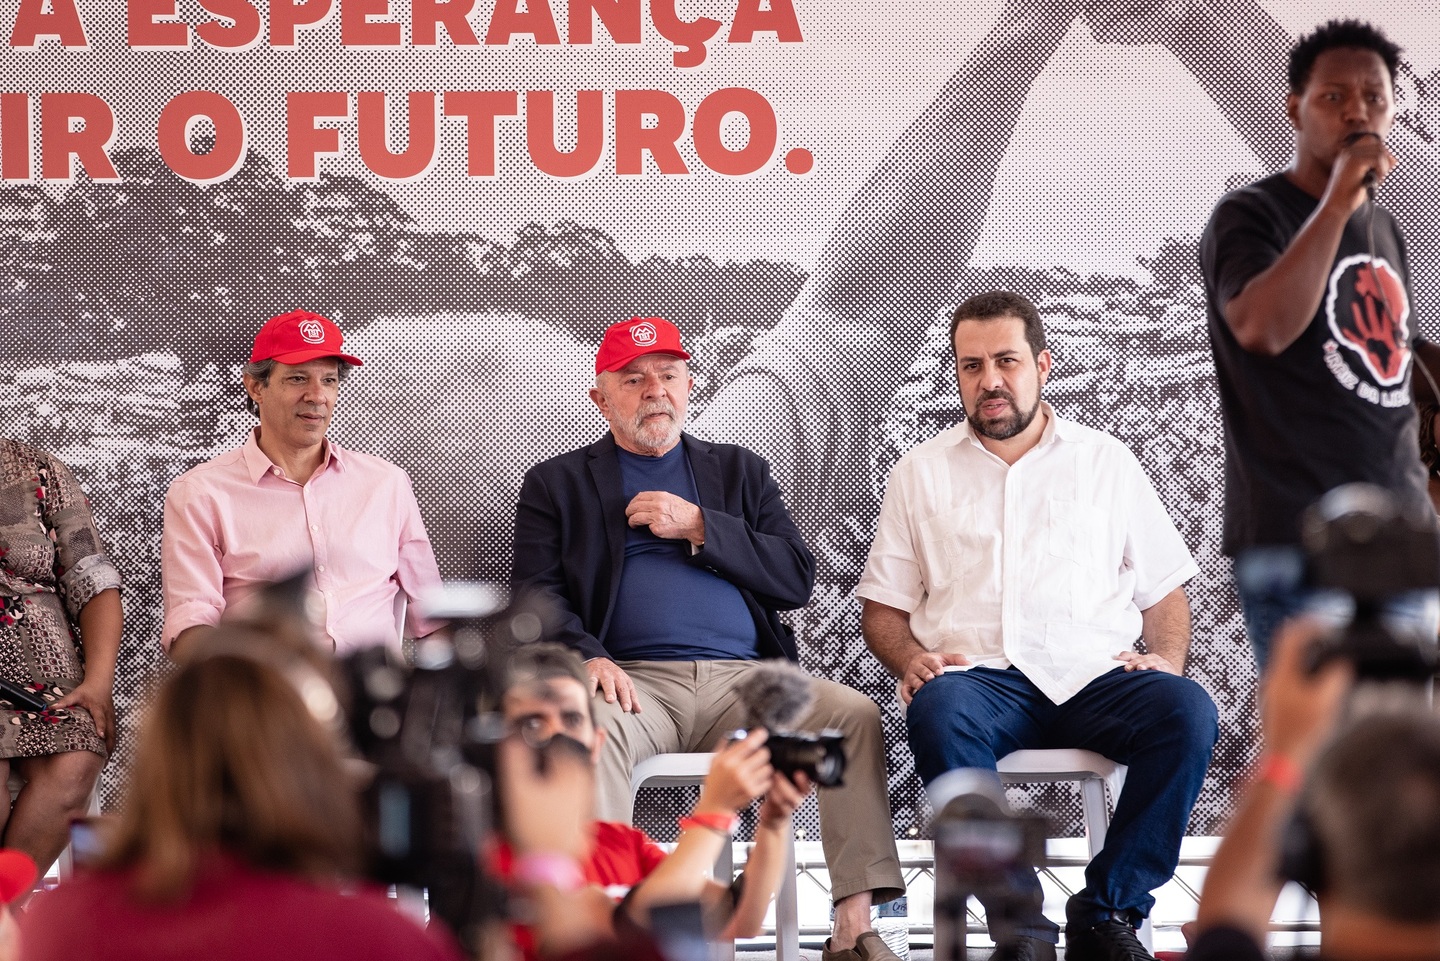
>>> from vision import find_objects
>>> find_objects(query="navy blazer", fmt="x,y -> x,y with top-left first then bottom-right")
512,433 -> 816,662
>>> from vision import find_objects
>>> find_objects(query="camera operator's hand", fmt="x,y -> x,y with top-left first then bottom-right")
1261,618 -> 1353,766
901,651 -> 970,704
696,728 -> 774,816
586,657 -> 643,713
1114,650 -> 1181,675
498,734 -> 595,860
758,770 -> 811,830
718,768 -> 814,941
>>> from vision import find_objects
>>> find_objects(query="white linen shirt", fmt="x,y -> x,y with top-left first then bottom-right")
856,405 -> 1198,704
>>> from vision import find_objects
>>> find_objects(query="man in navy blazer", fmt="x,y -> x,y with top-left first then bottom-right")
513,316 -> 904,961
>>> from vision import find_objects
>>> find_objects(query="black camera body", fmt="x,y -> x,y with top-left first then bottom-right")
1301,484 -> 1440,682
340,582 -> 533,953
766,727 -> 847,787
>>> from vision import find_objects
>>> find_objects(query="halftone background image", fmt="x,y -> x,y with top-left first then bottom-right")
1,0 -> 1438,842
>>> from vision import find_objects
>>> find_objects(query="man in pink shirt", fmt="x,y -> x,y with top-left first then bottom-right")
161,310 -> 443,656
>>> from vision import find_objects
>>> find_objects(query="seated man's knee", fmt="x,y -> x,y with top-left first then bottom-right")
905,680 -> 968,738
590,690 -> 641,742
1152,675 -> 1220,749
811,678 -> 881,731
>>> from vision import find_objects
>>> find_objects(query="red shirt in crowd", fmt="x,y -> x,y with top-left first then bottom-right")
18,854 -> 464,961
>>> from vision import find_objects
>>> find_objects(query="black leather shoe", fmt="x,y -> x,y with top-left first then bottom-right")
1063,919 -> 1154,961
989,936 -> 1057,961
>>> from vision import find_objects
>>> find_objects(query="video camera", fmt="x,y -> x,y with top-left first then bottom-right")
928,770 -> 1050,961
731,661 -> 848,787
1300,484 -> 1440,683
340,582 -> 548,952
767,729 -> 847,788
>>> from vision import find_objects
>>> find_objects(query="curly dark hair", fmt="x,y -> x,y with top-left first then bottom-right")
1288,19 -> 1402,94
949,290 -> 1048,360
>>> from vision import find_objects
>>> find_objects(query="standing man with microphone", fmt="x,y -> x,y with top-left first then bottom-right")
1200,19 -> 1440,668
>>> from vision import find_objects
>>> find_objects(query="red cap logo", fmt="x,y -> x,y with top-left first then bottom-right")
298,319 -> 326,344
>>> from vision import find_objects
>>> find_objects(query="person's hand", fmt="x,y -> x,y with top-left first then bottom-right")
901,651 -> 970,704
696,728 -> 773,815
1261,618 -> 1353,766
51,680 -> 116,752
1325,131 -> 1397,215
585,657 -> 643,713
757,770 -> 811,830
625,491 -> 705,546
1114,650 -> 1181,675
497,735 -> 595,860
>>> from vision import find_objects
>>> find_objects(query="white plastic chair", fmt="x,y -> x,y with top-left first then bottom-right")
995,749 -> 1126,859
630,753 -> 800,961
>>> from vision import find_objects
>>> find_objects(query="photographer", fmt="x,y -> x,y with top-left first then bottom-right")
496,644 -> 811,947
18,637 -> 464,961
1192,619 -> 1440,959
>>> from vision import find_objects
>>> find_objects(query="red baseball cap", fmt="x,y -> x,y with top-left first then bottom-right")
249,310 -> 364,366
595,317 -> 690,374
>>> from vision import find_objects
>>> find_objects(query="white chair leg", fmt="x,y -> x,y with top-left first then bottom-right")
1078,776 -> 1110,860
775,836 -> 799,961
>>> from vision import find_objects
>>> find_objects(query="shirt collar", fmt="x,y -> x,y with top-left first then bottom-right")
241,428 -> 344,484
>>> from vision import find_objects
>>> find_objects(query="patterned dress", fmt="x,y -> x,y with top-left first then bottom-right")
0,440 -> 120,759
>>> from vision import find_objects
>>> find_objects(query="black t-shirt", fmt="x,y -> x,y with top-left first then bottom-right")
1200,172 -> 1431,553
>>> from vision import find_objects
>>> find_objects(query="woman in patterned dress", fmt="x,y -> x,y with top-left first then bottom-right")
0,439 -> 119,876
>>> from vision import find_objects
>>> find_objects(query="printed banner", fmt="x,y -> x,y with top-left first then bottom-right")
1,0 -> 1438,839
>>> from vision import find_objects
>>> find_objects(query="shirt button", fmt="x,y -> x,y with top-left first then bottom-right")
317,565 -> 326,573
310,525 -> 319,532
272,467 -> 282,476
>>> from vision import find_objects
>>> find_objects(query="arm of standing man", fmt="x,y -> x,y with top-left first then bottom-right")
1218,132 -> 1394,356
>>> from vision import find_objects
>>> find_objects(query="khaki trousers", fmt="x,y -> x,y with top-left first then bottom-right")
592,659 -> 905,904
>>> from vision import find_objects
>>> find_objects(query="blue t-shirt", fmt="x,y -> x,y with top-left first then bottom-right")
606,445 -> 759,661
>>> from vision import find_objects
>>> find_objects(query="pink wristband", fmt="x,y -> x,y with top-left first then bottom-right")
680,812 -> 738,836
1256,753 -> 1304,794
513,853 -> 585,892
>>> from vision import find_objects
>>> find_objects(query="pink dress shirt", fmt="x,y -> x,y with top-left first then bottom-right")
161,430 -> 443,653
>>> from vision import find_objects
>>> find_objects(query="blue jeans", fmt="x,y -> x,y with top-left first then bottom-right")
1233,546 -> 1313,671
1234,546 -> 1440,671
907,666 -> 1218,941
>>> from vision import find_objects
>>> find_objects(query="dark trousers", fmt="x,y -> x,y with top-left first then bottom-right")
906,666 -> 1218,941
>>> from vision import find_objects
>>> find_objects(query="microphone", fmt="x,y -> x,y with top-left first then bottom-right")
0,679 -> 47,713
1344,131 -> 1381,202
736,661 -> 815,732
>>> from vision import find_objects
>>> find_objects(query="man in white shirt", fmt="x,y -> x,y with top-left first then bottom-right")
857,292 -> 1218,961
